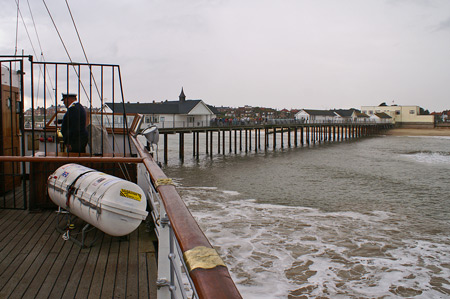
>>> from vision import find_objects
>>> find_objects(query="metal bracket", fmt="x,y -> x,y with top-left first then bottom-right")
156,278 -> 170,289
154,178 -> 174,188
160,215 -> 170,227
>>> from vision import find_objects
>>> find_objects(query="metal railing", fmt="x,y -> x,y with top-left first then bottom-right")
154,118 -> 393,129
131,135 -> 242,299
140,162 -> 198,298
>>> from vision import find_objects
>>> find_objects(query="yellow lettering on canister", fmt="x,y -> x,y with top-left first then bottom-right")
120,189 -> 142,201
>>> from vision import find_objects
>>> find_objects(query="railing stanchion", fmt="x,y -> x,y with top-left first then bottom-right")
157,203 -> 172,298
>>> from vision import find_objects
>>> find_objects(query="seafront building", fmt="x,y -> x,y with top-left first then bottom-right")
295,109 -> 337,122
370,112 -> 393,124
361,104 -> 434,128
294,109 -> 374,123
105,88 -> 217,128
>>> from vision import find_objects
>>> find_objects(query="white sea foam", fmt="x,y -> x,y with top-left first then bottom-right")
178,186 -> 218,190
403,135 -> 450,141
401,151 -> 450,165
178,187 -> 450,298
222,190 -> 240,196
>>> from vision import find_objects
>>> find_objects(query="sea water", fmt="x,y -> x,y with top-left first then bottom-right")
160,134 -> 450,298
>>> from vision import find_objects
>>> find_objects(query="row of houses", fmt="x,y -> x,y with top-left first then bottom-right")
102,90 -> 437,128
431,110 -> 450,123
294,109 -> 391,123
216,106 -> 298,120
102,89 -> 393,128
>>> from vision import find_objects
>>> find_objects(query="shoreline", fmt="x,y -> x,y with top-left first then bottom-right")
384,127 -> 450,137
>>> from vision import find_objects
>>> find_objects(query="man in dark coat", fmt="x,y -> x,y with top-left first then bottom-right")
61,93 -> 88,153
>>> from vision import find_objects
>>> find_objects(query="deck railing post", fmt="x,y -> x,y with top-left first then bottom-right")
206,130 -> 209,154
234,129 -> 237,153
227,129 -> 230,153
157,204 -> 172,298
210,131 -> 213,156
222,129 -> 226,154
164,134 -> 168,164
193,132 -> 196,157
179,132 -> 184,161
255,129 -> 258,152
273,127 -> 276,150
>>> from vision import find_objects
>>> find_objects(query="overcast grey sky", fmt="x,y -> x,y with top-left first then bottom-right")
1,0 -> 449,111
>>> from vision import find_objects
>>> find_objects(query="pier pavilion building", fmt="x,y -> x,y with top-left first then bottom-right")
105,88 -> 217,128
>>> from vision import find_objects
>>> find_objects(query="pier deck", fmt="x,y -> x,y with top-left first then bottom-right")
0,208 -> 157,298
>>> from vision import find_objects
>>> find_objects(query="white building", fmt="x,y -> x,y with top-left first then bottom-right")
295,109 -> 336,123
351,110 -> 371,123
361,105 -> 434,127
105,88 -> 217,128
369,112 -> 392,124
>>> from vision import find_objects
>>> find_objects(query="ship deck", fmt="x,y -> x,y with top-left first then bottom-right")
0,208 -> 157,298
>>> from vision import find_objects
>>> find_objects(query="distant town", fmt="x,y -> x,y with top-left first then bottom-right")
25,101 -> 449,130
23,88 -> 449,130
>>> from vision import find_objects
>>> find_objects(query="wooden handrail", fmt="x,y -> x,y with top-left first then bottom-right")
130,135 -> 242,299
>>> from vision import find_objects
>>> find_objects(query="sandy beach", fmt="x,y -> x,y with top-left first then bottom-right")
384,127 -> 450,136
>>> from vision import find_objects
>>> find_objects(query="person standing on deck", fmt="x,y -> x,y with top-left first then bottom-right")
61,93 -> 88,153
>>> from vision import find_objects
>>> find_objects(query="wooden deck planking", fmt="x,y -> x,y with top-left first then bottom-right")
0,209 -> 157,298
49,238 -> 82,298
20,217 -> 63,298
88,234 -> 112,299
127,229 -> 139,298
138,224 -> 158,298
0,212 -> 46,280
0,209 -> 15,227
0,182 -> 27,210
101,234 -> 119,298
114,237 -> 130,296
36,232 -> 75,298
0,210 -> 31,251
62,229 -> 100,298
73,231 -> 103,298
0,211 -> 55,298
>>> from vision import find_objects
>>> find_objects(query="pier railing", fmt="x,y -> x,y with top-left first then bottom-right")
155,117 -> 392,129
131,134 -> 242,298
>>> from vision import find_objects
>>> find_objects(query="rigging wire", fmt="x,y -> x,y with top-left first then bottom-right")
15,0 -> 20,56
65,0 -> 133,181
26,0 -> 56,106
26,0 -> 45,58
14,0 -> 39,59
44,0 -> 133,180
14,0 -> 135,181
14,0 -> 56,112
64,0 -> 89,64
42,0 -> 73,63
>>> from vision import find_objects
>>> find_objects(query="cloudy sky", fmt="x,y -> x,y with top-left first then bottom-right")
1,0 -> 450,111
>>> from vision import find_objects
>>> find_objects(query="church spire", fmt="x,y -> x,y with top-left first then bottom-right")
179,87 -> 186,103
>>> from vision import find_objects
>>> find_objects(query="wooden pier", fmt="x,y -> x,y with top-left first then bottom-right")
0,208 -> 157,298
159,123 -> 391,163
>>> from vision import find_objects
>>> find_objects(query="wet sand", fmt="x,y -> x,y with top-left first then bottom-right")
385,127 -> 450,136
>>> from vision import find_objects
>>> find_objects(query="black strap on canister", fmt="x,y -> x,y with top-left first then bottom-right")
66,170 -> 95,209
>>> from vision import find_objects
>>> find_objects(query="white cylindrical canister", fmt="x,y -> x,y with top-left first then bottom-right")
47,163 -> 148,236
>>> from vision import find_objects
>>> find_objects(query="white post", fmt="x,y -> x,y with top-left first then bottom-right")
157,204 -> 172,298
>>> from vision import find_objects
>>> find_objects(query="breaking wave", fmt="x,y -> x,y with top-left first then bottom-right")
401,150 -> 450,165
177,186 -> 450,298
